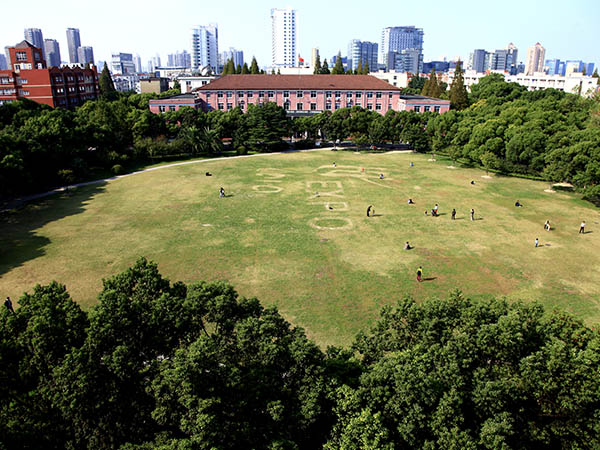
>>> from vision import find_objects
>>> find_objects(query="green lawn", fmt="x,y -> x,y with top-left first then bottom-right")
1,150 -> 599,347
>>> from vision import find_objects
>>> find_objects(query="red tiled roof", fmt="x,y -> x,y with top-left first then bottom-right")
196,74 -> 401,91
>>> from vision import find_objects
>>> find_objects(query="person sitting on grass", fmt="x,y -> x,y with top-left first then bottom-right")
219,187 -> 225,198
404,241 -> 411,250
515,200 -> 522,207
379,173 -> 384,179
408,198 -> 414,204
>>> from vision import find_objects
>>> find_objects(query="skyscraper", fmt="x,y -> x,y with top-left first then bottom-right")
66,28 -> 81,64
380,26 -> 424,73
112,53 -> 136,74
469,49 -> 488,73
191,24 -> 219,73
271,7 -> 296,68
525,43 -> 545,75
311,48 -> 319,68
77,46 -> 94,65
44,39 -> 61,67
24,28 -> 45,60
0,54 -> 7,70
506,43 -> 518,74
221,48 -> 244,69
347,39 -> 378,72
134,54 -> 142,73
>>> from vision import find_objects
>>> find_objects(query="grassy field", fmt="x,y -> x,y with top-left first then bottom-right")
1,150 -> 599,347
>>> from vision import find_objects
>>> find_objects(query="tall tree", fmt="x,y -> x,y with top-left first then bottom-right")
449,60 -> 469,110
356,60 -> 363,75
362,60 -> 370,75
250,57 -> 260,74
332,52 -> 344,75
321,59 -> 330,74
422,69 -> 442,98
236,63 -> 242,74
226,58 -> 235,75
241,62 -> 250,74
99,62 -> 117,100
313,54 -> 322,74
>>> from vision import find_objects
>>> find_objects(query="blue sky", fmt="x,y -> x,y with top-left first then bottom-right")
2,0 -> 598,69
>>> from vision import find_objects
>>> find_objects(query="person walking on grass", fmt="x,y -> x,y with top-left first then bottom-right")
4,297 -> 14,313
451,208 -> 456,220
544,220 -> 551,231
470,208 -> 475,221
367,205 -> 373,217
417,266 -> 423,282
535,238 -> 539,248
579,221 -> 586,234
219,187 -> 225,198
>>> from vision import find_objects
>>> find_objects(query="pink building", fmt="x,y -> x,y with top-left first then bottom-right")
193,74 -> 450,116
148,93 -> 204,113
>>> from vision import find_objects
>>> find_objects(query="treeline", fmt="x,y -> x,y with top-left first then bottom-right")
1,258 -> 599,449
428,73 -> 600,198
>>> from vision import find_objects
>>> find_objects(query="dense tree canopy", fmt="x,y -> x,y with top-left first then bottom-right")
1,260 -> 599,449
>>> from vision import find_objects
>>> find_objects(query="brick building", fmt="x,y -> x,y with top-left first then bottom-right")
193,74 -> 449,115
0,40 -> 99,108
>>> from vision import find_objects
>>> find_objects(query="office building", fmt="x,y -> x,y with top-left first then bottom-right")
0,55 -> 7,70
191,24 -> 219,73
506,43 -> 518,74
525,42 -> 545,75
271,7 -> 296,68
111,52 -> 136,74
422,61 -> 450,73
380,26 -> 423,72
347,39 -> 378,72
0,40 -> 99,108
77,46 -> 94,65
168,50 -> 192,68
44,39 -> 61,67
585,62 -> 595,75
220,48 -> 243,69
545,58 -> 562,76
311,48 -> 319,68
134,54 -> 142,73
469,49 -> 488,73
24,28 -> 45,60
66,28 -> 81,64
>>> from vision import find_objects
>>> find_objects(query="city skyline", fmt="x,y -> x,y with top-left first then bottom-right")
1,0 -> 598,71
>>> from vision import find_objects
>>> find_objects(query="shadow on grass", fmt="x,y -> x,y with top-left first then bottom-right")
0,182 -> 107,278
423,277 -> 437,281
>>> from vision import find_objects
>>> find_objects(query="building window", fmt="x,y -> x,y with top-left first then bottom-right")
283,91 -> 289,98
424,106 -> 430,112
296,103 -> 303,110
367,103 -> 373,110
20,79 -> 28,84
334,91 -> 341,98
376,92 -> 382,98
0,78 -> 10,84
227,103 -> 233,110
389,93 -> 393,99
347,101 -> 353,108
355,92 -> 362,98
237,91 -> 243,97
310,103 -> 317,110
259,91 -> 265,98
159,105 -> 166,112
335,102 -> 341,110
367,92 -> 373,98
226,91 -> 233,97
310,90 -> 316,98
206,93 -> 211,98
169,106 -> 176,111
326,91 -> 331,98
376,103 -> 382,110
268,91 -> 274,98
247,91 -> 254,97
346,92 -> 352,98
218,103 -> 224,110
326,102 -> 332,110
239,101 -> 245,109
296,91 -> 303,97
414,106 -> 420,112
434,106 -> 441,113
284,101 -> 290,110
21,90 -> 29,96
217,91 -> 223,98
15,52 -> 27,61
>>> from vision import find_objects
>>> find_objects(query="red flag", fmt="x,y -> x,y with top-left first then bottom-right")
298,56 -> 304,63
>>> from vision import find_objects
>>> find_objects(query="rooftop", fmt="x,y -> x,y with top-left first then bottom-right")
195,74 -> 402,91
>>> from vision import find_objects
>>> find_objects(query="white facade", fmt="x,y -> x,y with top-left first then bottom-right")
441,69 -> 598,98
178,75 -> 218,93
191,24 -> 219,73
370,70 -> 411,88
525,43 -> 545,76
271,7 -> 296,68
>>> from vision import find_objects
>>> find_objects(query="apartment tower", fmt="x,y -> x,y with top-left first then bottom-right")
271,7 -> 296,68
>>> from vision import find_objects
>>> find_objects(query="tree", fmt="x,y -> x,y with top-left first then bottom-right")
241,63 -> 250,74
223,58 -> 235,75
422,69 -> 442,98
313,54 -> 322,74
449,60 -> 469,110
592,68 -> 599,84
250,56 -> 260,74
236,63 -> 242,74
245,102 -> 290,151
321,59 -> 330,74
99,62 -> 117,101
327,292 -> 600,449
356,61 -> 363,76
362,60 -> 370,75
332,52 -> 344,74
172,79 -> 181,93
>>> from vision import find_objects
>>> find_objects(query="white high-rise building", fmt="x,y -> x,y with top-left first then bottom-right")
77,46 -> 94,65
380,26 -> 424,72
271,7 -> 296,68
44,39 -> 61,67
66,28 -> 81,64
525,42 -> 545,75
191,24 -> 219,73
